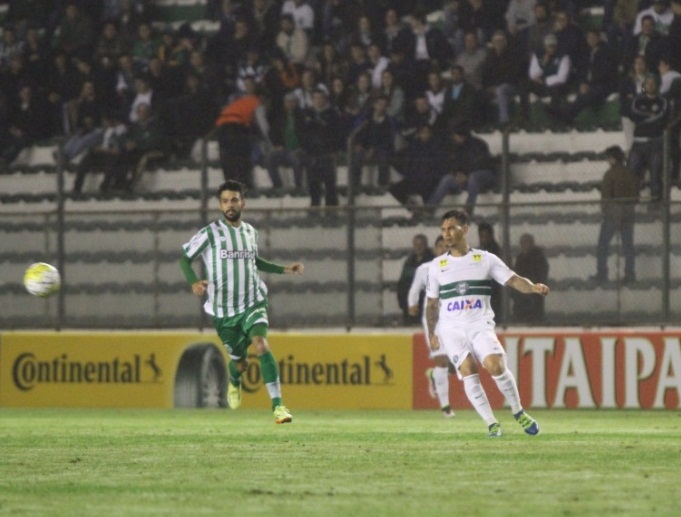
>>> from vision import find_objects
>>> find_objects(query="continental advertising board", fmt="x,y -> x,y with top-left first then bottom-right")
1,330 -> 679,409
413,330 -> 681,410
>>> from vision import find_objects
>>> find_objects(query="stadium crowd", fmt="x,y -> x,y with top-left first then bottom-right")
0,0 -> 680,205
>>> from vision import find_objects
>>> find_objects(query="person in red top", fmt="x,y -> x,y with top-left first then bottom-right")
215,77 -> 270,188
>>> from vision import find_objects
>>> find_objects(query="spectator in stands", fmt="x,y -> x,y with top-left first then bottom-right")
265,92 -> 305,190
1,84 -> 50,165
351,95 -> 397,188
527,1 -> 554,55
438,64 -> 482,133
545,29 -> 618,125
263,49 -> 300,115
350,15 -> 380,49
442,0 -> 465,55
623,14 -> 665,72
72,111 -> 126,195
459,0 -> 499,52
402,9 -> 452,93
425,125 -> 496,216
481,30 -> 526,127
477,220 -> 504,321
300,88 -> 342,208
103,102 -> 167,192
367,43 -> 389,89
346,42 -> 372,86
455,31 -> 487,91
397,233 -> 435,324
620,55 -> 648,150
236,46 -> 267,93
628,74 -> 671,204
7,0 -> 51,36
95,20 -> 126,72
215,77 -> 269,189
61,80 -> 103,162
22,26 -> 49,84
276,13 -> 309,66
52,3 -> 94,57
668,0 -> 681,71
0,26 -> 25,72
248,0 -> 281,51
317,41 -> 347,87
131,22 -> 160,72
607,0 -> 641,58
527,33 -> 571,111
591,145 -> 639,285
282,0 -> 315,34
377,7 -> 407,56
401,94 -> 440,144
658,56 -> 681,182
0,53 -> 32,101
115,54 -> 137,116
511,233 -> 549,323
385,47 -> 413,98
634,0 -> 674,36
293,67 -> 328,110
425,69 -> 447,117
552,9 -> 585,75
127,75 -> 154,123
505,0 -> 537,53
376,69 -> 405,120
346,71 -> 373,124
389,124 -> 446,208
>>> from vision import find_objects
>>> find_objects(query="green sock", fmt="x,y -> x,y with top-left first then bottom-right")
228,361 -> 242,387
258,351 -> 282,409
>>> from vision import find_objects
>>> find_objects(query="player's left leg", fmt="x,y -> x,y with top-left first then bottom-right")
250,325 -> 292,424
432,355 -> 454,417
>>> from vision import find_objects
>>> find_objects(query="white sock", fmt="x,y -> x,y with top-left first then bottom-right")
492,369 -> 522,415
463,374 -> 496,425
433,366 -> 450,409
266,381 -> 281,401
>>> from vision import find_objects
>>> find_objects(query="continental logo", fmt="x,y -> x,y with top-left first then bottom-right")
242,354 -> 395,393
12,352 -> 164,391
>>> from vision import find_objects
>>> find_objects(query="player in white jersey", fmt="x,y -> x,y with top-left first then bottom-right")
408,236 -> 458,418
180,180 -> 304,424
426,209 -> 549,437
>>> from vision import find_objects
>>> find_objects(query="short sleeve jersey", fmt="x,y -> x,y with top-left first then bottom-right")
182,219 -> 268,318
426,249 -> 514,326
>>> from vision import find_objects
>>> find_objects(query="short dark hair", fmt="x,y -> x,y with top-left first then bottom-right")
217,180 -> 245,198
441,209 -> 469,226
478,221 -> 494,235
605,145 -> 626,163
435,235 -> 444,245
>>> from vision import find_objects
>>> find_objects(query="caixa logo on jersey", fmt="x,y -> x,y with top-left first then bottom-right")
446,299 -> 483,311
11,352 -> 164,391
241,353 -> 395,393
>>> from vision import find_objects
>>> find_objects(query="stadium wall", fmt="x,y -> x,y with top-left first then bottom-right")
0,330 -> 679,410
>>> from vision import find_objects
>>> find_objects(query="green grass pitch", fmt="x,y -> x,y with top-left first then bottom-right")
1,409 -> 679,516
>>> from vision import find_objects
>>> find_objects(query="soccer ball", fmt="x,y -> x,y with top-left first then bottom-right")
23,262 -> 61,298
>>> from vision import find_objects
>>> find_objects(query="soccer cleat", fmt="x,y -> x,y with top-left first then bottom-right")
488,422 -> 502,437
227,382 -> 242,410
514,410 -> 540,435
273,405 -> 293,424
425,368 -> 437,399
441,406 -> 455,418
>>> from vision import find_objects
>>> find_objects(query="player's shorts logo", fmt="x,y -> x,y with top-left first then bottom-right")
456,282 -> 469,295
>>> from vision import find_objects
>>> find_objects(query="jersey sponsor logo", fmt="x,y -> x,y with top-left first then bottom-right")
446,299 -> 483,311
472,254 -> 482,262
219,249 -> 256,260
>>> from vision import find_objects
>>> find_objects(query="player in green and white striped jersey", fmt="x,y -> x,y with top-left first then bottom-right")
426,209 -> 550,437
180,180 -> 304,424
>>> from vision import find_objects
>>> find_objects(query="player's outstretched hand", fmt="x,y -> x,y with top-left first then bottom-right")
532,283 -> 550,296
284,262 -> 304,275
192,280 -> 208,296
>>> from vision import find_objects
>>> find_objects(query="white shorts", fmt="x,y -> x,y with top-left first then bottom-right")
436,321 -> 505,371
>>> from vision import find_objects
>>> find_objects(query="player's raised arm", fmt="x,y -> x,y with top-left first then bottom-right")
506,274 -> 550,296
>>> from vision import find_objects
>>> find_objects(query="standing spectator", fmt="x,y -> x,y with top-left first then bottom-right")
591,146 -> 639,285
396,233 -> 435,324
505,0 -> 537,52
634,0 -> 674,36
350,95 -> 397,188
426,126 -> 496,216
300,88 -> 342,208
623,15 -> 665,72
667,0 -> 681,71
608,0 -> 640,57
628,74 -> 671,204
72,111 -> 126,195
442,0 -> 465,55
481,30 -> 526,126
455,31 -> 487,91
282,0 -> 315,33
438,64 -> 483,132
459,0 -> 499,50
346,71 -> 373,124
512,233 -> 549,323
276,13 -> 309,66
658,56 -> 681,182
527,33 -> 571,111
265,92 -> 305,190
527,1 -> 555,55
545,29 -> 618,125
619,55 -> 648,150
402,9 -> 452,93
215,77 -> 270,189
478,220 -> 504,322
248,0 -> 281,50
552,9 -> 585,74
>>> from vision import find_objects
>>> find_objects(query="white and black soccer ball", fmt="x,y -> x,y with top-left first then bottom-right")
23,262 -> 61,298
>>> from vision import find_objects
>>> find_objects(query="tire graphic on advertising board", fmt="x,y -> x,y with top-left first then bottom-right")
174,343 -> 227,408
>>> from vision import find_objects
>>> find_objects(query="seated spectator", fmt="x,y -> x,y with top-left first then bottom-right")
1,84 -> 51,166
481,30 -> 526,126
425,125 -> 496,215
546,29 -> 618,125
552,9 -> 585,75
377,8 -> 407,56
265,92 -> 305,189
438,64 -> 483,132
607,0 -> 640,57
317,40 -> 347,86
62,80 -> 103,162
346,71 -> 373,124
236,46 -> 267,93
114,54 -> 137,115
52,3 -> 94,57
459,0 -> 499,52
350,15 -> 380,49
389,124 -> 446,207
402,9 -> 452,93
376,69 -> 405,120
400,94 -> 440,144
127,75 -> 154,123
351,95 -> 397,188
367,43 -> 389,89
94,21 -> 126,87
276,13 -> 309,66
0,26 -> 25,72
72,111 -> 127,195
425,69 -> 447,116
346,42 -> 372,86
103,102 -> 167,192
527,33 -> 571,110
131,22 -> 160,72
293,68 -> 328,110
22,26 -> 49,82
455,30 -> 487,91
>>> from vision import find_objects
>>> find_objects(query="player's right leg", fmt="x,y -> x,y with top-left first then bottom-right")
431,355 -> 454,418
213,317 -> 247,410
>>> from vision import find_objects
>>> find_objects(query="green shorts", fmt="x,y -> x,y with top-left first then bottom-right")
213,301 -> 269,360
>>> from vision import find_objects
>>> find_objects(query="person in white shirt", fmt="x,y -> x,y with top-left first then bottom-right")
281,0 -> 314,32
426,209 -> 549,437
408,236 -> 457,418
